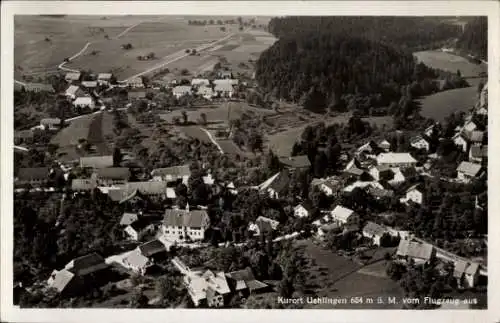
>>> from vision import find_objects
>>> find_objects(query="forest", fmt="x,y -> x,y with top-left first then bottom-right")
456,17 -> 488,60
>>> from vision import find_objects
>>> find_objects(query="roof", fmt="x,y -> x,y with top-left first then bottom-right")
128,91 -> 147,99
138,239 -> 166,257
50,269 -> 75,292
74,96 -> 94,105
225,267 -> 268,292
268,170 -> 290,194
17,167 -> 50,181
127,77 -> 143,85
65,72 -> 81,80
255,216 -> 279,230
330,205 -> 355,223
321,178 -> 341,190
65,85 -> 80,96
396,240 -> 434,261
410,135 -> 429,145
258,172 -> 280,191
81,81 -> 98,88
41,118 -> 61,125
163,209 -> 210,228
71,178 -> 97,191
151,165 -> 191,178
295,200 -> 314,212
278,155 -> 311,169
14,130 -> 34,139
80,155 -> 114,169
363,221 -> 387,237
343,181 -> 383,193
191,78 -> 210,86
405,183 -> 422,193
213,79 -> 238,85
120,212 -> 139,226
166,187 -> 176,199
374,164 -> 391,172
457,161 -> 482,177
470,146 -> 487,159
95,167 -> 130,180
468,131 -> 484,143
367,186 -> 394,198
214,83 -> 234,92
172,85 -> 192,95
126,181 -> 167,195
124,250 -> 149,269
378,139 -> 391,149
198,85 -> 214,96
357,141 -> 379,153
377,153 -> 417,165
67,253 -> 105,274
23,83 -> 55,92
98,73 -> 112,80
465,262 -> 479,275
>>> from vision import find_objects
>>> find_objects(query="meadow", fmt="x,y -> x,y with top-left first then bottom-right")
418,86 -> 479,122
413,50 -> 487,78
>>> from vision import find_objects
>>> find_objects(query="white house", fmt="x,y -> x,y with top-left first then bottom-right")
369,164 -> 392,181
453,132 -> 468,153
73,96 -> 96,109
172,85 -> 192,99
97,73 -> 113,86
214,83 -> 234,98
65,85 -> 81,100
457,162 -> 483,183
126,77 -> 144,88
453,260 -> 480,288
378,139 -> 391,152
400,184 -> 423,205
161,209 -> 210,242
122,249 -> 152,275
463,121 -> 477,133
81,81 -> 98,89
410,136 -> 430,152
293,202 -> 314,218
197,85 -> 214,100
318,178 -> 341,197
191,78 -> 210,87
65,72 -> 81,83
249,216 -> 280,236
330,205 -> 358,226
151,165 -> 191,184
376,153 -> 417,168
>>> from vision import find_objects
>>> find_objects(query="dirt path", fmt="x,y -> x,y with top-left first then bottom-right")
200,127 -> 224,154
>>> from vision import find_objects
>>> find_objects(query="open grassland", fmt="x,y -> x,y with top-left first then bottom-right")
418,86 -> 478,122
413,50 -> 487,78
51,114 -> 95,148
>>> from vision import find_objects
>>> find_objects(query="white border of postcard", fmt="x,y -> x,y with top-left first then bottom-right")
2,1 -> 499,323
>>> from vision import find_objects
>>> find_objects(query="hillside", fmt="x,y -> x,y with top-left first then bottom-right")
456,17 -> 487,60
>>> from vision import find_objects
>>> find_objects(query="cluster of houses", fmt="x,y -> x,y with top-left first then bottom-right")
172,76 -> 239,100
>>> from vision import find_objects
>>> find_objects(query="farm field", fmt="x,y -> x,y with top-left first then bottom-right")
418,86 -> 478,122
298,240 -> 404,309
413,50 -> 487,78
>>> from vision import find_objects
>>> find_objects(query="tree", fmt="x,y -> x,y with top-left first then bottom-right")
130,291 -> 149,308
148,52 -> 156,59
200,113 -> 207,126
156,276 -> 179,306
220,26 -> 226,32
113,147 -> 122,167
182,111 -> 188,124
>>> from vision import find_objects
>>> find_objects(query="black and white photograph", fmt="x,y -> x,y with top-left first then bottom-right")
1,1 -> 498,322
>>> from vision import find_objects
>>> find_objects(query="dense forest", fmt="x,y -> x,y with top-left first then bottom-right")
456,17 -> 488,60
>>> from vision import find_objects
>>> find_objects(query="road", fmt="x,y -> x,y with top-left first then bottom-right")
200,127 -> 224,154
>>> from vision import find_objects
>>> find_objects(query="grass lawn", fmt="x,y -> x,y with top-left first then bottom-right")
413,50 -> 487,77
51,113 -> 96,148
418,86 -> 479,122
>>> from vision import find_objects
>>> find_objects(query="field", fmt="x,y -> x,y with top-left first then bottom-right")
298,240 -> 404,309
413,50 -> 487,79
418,86 -> 479,122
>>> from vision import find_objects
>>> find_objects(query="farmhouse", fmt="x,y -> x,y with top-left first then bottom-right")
184,269 -> 231,307
376,153 -> 417,168
126,77 -> 144,88
65,72 -> 81,83
172,85 -> 192,98
138,239 -> 167,260
329,205 -> 358,226
469,145 -> 487,163
21,83 -> 55,93
293,201 -> 314,218
410,135 -> 431,151
97,73 -> 113,86
453,260 -> 480,288
124,219 -> 156,241
362,221 -> 387,246
400,184 -> 424,205
457,162 -> 483,183
73,96 -> 96,109
40,118 -> 61,130
396,240 -> 435,264
214,83 -> 234,98
278,155 -> 311,170
161,209 -> 210,242
151,164 -> 191,184
16,167 -> 51,187
93,167 -> 130,185
79,155 -> 114,169
63,253 -> 108,276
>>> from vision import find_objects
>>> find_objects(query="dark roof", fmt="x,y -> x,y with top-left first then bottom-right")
138,239 -> 166,257
225,267 -> 268,292
278,155 -> 311,169
129,218 -> 154,231
69,253 -> 105,273
163,209 -> 210,228
95,167 -> 130,180
367,186 -> 394,198
470,146 -> 487,159
268,170 -> 290,193
17,167 -> 50,181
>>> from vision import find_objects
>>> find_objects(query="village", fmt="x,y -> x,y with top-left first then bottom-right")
13,64 -> 488,309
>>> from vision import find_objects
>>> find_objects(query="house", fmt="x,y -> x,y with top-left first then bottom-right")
40,118 -> 61,130
366,186 -> 394,200
71,178 -> 97,192
362,221 -> 387,246
184,269 -> 232,307
278,155 -> 311,170
93,167 -> 130,185
14,130 -> 34,145
191,78 -> 210,87
79,155 -> 114,169
356,141 -> 381,156
16,167 -> 51,187
213,79 -> 238,86
479,82 -> 488,108
126,77 -> 144,88
396,240 -> 435,264
457,162 -> 483,183
410,135 -> 431,152
318,177 -> 342,197
469,145 -> 487,163
343,181 -> 384,193
65,85 -> 81,99
343,158 -> 370,179
225,267 -> 269,297
376,153 -> 417,168
463,120 -> 477,132
65,72 -> 81,83
217,70 -> 233,79
128,90 -> 147,100
47,269 -> 77,294
293,201 -> 314,218
378,139 -> 391,152
467,130 -> 484,146
64,253 -> 108,276
81,81 -> 98,89
453,132 -> 468,152
369,164 -> 393,181
214,83 -> 234,98
203,173 -> 215,185
265,170 -> 290,199
151,164 -> 191,184
124,219 -> 156,241
120,212 -> 139,226
329,205 -> 358,226
453,260 -> 480,288
21,82 -> 55,93
97,73 -> 113,86
162,209 -> 210,242
250,216 -> 280,236
172,85 -> 192,98
138,239 -> 167,261
122,250 -> 152,275
126,181 -> 168,198
73,96 -> 96,109
400,184 -> 424,205
197,85 -> 214,100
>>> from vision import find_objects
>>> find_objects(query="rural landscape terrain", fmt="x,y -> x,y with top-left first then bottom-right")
13,15 -> 487,310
